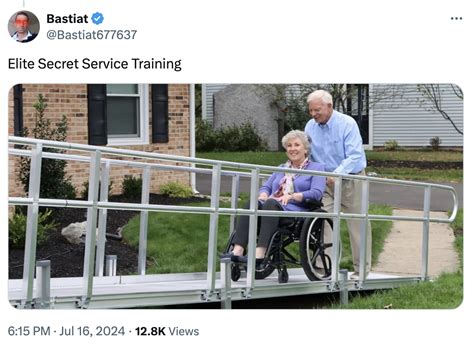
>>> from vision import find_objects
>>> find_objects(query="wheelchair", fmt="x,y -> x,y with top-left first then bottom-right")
223,199 -> 334,284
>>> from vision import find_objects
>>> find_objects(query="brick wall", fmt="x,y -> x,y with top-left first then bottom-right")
8,84 -> 191,199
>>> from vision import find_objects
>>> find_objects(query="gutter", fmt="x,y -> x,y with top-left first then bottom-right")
189,84 -> 199,194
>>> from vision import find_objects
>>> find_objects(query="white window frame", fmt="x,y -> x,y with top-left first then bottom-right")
106,84 -> 149,146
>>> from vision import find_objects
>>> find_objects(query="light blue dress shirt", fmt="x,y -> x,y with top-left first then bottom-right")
304,110 -> 366,174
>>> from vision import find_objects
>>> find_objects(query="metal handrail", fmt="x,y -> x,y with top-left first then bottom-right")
8,136 -> 459,307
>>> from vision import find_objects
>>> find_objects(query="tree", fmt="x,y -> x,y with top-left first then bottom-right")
19,94 -> 76,200
194,84 -> 202,119
255,84 -> 372,132
417,84 -> 463,135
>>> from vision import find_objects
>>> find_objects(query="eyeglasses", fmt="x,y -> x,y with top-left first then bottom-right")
15,20 -> 29,25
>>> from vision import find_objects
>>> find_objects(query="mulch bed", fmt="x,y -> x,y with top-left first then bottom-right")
8,194 -> 209,279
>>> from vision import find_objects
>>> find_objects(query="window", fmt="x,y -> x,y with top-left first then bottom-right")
106,84 -> 149,145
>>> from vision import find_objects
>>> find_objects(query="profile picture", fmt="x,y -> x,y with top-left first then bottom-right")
8,10 -> 40,43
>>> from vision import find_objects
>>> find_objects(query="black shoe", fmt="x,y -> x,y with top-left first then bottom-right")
220,252 -> 244,263
240,257 -> 265,269
256,258 -> 265,270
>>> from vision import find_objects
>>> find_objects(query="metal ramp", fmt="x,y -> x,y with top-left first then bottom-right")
8,270 -> 419,309
8,137 -> 459,309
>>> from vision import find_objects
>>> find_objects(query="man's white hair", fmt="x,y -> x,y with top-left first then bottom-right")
307,90 -> 333,105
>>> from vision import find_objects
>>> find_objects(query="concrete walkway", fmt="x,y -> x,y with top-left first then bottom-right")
372,209 -> 459,278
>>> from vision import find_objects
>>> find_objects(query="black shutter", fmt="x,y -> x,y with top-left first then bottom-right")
151,84 -> 169,143
13,84 -> 23,136
87,84 -> 108,145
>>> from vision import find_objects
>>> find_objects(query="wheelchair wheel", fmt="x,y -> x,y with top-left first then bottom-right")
299,217 -> 333,281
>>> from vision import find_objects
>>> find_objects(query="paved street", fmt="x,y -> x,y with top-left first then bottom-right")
196,174 -> 462,211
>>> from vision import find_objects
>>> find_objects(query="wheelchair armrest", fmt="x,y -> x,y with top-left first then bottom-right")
304,198 -> 323,210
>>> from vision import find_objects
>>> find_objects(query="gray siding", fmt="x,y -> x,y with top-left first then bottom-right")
372,84 -> 463,147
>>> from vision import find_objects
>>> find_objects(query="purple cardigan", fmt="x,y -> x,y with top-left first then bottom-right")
259,161 -> 326,212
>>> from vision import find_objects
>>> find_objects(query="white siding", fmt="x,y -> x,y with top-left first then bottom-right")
202,84 -> 229,124
372,84 -> 463,147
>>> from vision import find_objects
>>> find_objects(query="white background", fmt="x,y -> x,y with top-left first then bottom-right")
1,0 -> 471,348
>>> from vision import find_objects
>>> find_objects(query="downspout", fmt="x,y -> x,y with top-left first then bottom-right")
189,84 -> 199,194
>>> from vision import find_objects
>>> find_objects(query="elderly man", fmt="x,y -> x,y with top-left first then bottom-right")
304,89 -> 371,279
12,12 -> 37,42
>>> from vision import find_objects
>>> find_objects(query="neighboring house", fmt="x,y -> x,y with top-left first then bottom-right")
213,84 -> 281,151
8,84 -> 192,198
202,83 -> 229,126
371,84 -> 463,147
202,84 -> 463,149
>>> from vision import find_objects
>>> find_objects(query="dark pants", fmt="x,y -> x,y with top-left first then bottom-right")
231,198 -> 284,249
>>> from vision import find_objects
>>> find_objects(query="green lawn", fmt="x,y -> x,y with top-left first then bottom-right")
366,166 -> 462,183
122,202 -> 231,274
334,208 -> 463,309
335,271 -> 463,309
122,202 -> 393,274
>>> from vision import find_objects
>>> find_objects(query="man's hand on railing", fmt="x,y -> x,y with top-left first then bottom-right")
326,177 -> 335,188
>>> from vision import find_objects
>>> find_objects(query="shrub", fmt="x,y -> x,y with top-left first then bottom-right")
237,122 -> 267,151
196,119 -> 267,151
81,180 -> 114,199
384,140 -> 399,151
121,175 -> 142,199
159,182 -> 194,198
19,94 -> 76,200
429,136 -> 442,151
195,119 -> 217,151
214,124 -> 242,151
9,209 -> 57,248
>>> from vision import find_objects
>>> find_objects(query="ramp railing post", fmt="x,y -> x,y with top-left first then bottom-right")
105,255 -> 117,276
95,161 -> 110,276
358,179 -> 369,282
22,143 -> 43,307
35,260 -> 51,309
220,257 -> 232,309
205,164 -> 222,297
330,176 -> 342,283
245,168 -> 260,294
81,150 -> 101,306
138,166 -> 151,275
421,186 -> 432,280
229,174 -> 240,236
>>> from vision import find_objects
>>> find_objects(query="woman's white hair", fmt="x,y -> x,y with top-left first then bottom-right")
307,89 -> 333,105
281,130 -> 310,152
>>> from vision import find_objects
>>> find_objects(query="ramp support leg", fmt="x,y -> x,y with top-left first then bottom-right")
35,260 -> 51,309
339,269 -> 349,306
105,255 -> 117,277
220,258 -> 232,309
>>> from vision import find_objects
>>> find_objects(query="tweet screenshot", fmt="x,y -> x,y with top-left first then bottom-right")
1,0 -> 471,348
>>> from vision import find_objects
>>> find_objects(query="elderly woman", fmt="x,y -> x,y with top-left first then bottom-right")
222,130 -> 326,266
